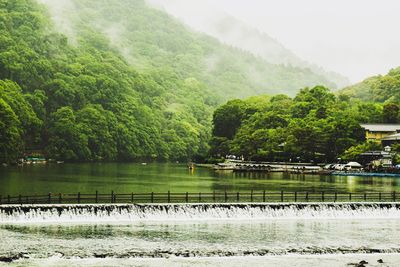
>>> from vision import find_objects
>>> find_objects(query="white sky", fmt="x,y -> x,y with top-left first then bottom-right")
150,0 -> 400,83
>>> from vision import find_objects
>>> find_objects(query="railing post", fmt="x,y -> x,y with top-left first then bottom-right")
48,193 -> 51,204
263,190 -> 266,202
294,192 -> 297,202
168,191 -> 170,203
237,192 -> 239,202
198,192 -> 201,203
281,191 -> 284,202
393,191 -> 396,202
306,192 -> 309,202
151,192 -> 154,203
334,192 -> 337,202
131,193 -> 134,203
95,191 -> 98,203
321,191 -> 324,202
19,195 -> 22,204
213,191 -> 216,202
78,192 -> 81,204
379,192 -> 382,201
7,195 -> 10,204
0,195 -> 2,205
251,190 -> 253,202
364,192 -> 367,202
59,193 -> 62,204
186,192 -> 189,203
224,190 -> 227,202
349,192 -> 352,201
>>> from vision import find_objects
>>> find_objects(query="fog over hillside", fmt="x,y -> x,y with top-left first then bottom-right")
148,0 -> 400,84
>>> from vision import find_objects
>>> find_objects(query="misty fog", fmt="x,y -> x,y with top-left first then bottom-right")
148,0 -> 400,84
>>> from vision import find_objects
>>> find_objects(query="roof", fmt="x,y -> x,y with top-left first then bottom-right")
359,151 -> 390,156
382,133 -> 400,141
360,124 -> 400,132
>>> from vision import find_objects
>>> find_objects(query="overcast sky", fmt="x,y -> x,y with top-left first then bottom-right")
149,0 -> 400,83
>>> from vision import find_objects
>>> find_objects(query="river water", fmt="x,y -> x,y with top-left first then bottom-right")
0,163 -> 400,195
1,163 -> 400,266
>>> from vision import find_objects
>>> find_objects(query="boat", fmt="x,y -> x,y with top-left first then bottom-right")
213,163 -> 237,171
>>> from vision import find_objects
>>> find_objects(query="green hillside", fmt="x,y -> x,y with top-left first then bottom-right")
43,0 -> 338,99
0,0 -> 340,163
339,67 -> 400,103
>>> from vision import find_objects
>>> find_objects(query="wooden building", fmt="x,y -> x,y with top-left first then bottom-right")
360,124 -> 400,141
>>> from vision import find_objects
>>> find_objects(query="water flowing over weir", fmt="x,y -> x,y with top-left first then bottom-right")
1,203 -> 400,266
1,203 -> 400,223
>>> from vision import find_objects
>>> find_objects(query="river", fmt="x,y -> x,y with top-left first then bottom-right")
0,163 -> 400,195
1,163 -> 400,266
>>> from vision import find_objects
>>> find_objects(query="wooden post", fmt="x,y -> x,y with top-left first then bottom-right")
263,190 -> 266,202
379,192 -> 382,201
224,190 -> 227,202
198,192 -> 201,203
48,193 -> 51,204
294,192 -> 297,202
281,191 -> 284,202
95,191 -> 99,203
0,195 -> 2,205
393,191 -> 396,202
306,192 -> 309,202
237,192 -> 239,202
186,192 -> 189,203
321,191 -> 324,202
131,193 -> 134,203
364,192 -> 367,202
78,192 -> 81,204
7,195 -> 10,204
151,192 -> 154,203
213,191 -> 216,202
59,193 -> 62,204
168,191 -> 170,203
19,195 -> 22,204
349,192 -> 352,201
251,190 -> 253,202
334,192 -> 337,202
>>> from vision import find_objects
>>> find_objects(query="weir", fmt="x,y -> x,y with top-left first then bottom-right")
1,202 -> 400,223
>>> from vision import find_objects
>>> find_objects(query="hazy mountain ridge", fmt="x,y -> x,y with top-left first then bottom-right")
146,0 -> 350,89
40,0 -> 337,99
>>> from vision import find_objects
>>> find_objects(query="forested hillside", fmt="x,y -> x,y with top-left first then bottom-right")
0,0 -> 340,163
339,67 -> 400,103
210,86 -> 400,163
41,0 -> 338,99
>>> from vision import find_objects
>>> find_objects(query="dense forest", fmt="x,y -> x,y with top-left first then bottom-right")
209,86 -> 400,163
0,0 -> 345,163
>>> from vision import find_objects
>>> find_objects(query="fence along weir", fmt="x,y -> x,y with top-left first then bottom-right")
0,191 -> 398,205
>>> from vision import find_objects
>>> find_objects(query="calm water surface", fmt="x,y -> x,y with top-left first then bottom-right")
0,163 -> 399,195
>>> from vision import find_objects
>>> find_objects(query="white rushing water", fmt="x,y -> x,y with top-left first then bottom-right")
1,203 -> 400,266
1,203 -> 400,224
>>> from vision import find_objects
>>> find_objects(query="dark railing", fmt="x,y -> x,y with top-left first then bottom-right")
0,191 -> 398,205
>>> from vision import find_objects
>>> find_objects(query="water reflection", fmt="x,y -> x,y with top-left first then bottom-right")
0,163 -> 399,195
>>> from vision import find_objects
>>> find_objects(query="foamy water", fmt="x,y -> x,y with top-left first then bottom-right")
1,203 -> 400,224
0,203 -> 399,266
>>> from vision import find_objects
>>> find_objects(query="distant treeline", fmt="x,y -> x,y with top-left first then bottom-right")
209,86 -> 400,163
